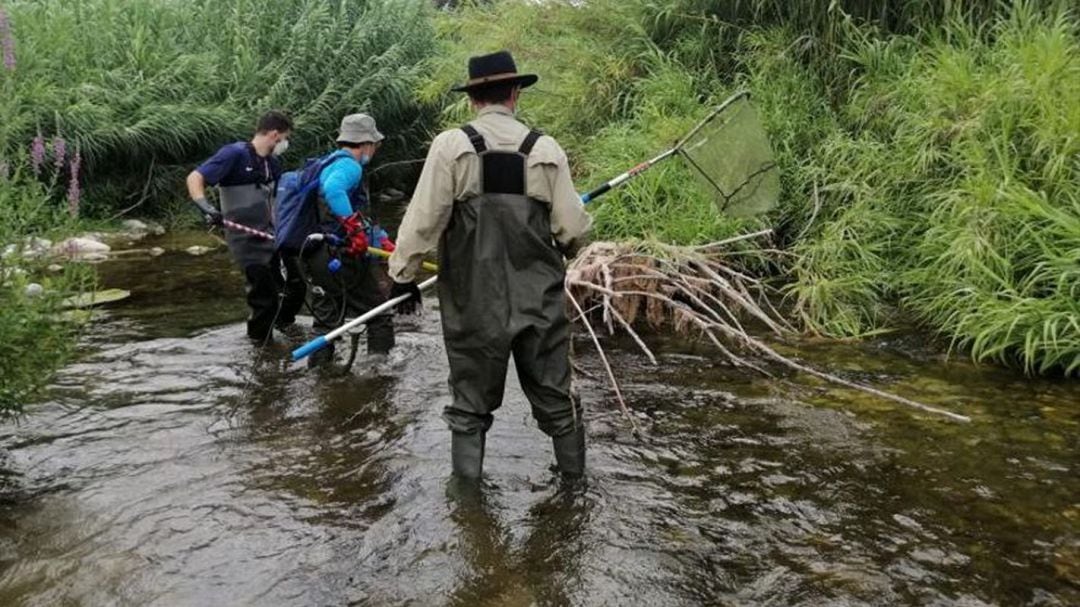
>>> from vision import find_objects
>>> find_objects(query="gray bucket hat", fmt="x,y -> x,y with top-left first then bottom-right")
336,113 -> 384,145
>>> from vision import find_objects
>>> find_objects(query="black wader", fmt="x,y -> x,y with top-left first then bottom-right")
220,183 -> 305,340
439,126 -> 584,479
303,244 -> 395,362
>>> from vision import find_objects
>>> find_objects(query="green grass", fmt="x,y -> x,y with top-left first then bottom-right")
0,0 -> 437,217
427,0 -> 1080,376
781,3 -> 1080,374
0,153 -> 91,415
420,1 -> 753,245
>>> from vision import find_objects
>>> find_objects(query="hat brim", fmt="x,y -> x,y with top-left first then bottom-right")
336,131 -> 385,145
451,73 -> 538,93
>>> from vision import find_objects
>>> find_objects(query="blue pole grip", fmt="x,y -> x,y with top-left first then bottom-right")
291,335 -> 329,361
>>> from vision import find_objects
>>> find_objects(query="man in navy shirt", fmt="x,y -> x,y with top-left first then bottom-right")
185,110 -> 304,341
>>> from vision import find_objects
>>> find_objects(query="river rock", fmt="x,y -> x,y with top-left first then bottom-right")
53,236 -> 111,259
81,252 -> 110,263
47,263 -> 64,273
119,219 -> 165,239
185,245 -> 212,256
122,219 -> 150,232
24,282 -> 44,297
3,237 -> 53,260
23,237 -> 53,259
118,219 -> 151,242
0,266 -> 27,281
149,247 -> 166,257
30,238 -> 52,256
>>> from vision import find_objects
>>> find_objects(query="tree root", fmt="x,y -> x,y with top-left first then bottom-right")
566,235 -> 972,425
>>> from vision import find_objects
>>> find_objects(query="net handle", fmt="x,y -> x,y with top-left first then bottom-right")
673,90 -> 751,153
579,90 -> 751,205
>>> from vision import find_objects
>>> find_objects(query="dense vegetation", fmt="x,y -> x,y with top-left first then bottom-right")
423,0 -> 1079,375
0,0 -> 1076,415
0,0 -> 435,217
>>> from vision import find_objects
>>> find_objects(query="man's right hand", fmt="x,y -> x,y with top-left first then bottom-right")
193,197 -> 223,227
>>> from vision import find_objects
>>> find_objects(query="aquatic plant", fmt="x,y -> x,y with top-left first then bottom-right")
0,152 -> 90,416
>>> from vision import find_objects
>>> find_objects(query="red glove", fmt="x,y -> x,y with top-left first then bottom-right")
338,213 -> 368,257
378,235 -> 395,252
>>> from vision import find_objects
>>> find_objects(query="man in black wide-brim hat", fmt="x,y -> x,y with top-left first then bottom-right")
388,50 -> 592,480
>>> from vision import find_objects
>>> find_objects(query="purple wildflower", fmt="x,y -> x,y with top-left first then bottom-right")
0,8 -> 14,72
67,147 -> 82,218
52,136 -> 66,170
30,134 -> 45,175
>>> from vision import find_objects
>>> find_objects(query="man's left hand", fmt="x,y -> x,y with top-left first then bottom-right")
389,281 -> 421,315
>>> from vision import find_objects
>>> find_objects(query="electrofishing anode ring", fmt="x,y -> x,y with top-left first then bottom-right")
305,232 -> 345,273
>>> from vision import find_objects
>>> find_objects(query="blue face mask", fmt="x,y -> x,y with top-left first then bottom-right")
360,154 -> 370,166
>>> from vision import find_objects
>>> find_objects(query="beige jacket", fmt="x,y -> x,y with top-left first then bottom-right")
388,105 -> 592,283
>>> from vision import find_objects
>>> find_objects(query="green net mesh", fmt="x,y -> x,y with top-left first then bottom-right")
678,95 -> 779,217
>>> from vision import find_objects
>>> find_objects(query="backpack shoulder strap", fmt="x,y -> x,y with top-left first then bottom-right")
318,151 -> 351,171
460,124 -> 487,154
518,130 -> 543,156
307,153 -> 350,184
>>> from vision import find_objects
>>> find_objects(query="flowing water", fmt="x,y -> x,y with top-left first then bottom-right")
0,234 -> 1077,606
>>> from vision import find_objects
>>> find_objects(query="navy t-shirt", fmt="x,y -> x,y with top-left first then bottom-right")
196,142 -> 282,187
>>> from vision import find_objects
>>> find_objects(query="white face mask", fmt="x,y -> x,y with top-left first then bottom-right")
272,139 -> 289,157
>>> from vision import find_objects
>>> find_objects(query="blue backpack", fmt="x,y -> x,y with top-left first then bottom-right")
274,152 -> 350,252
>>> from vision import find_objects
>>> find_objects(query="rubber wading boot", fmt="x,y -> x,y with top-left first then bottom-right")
552,426 -> 586,477
451,431 -> 486,480
366,321 -> 395,355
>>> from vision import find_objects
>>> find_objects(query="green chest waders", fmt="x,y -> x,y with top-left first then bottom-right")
439,125 -> 585,479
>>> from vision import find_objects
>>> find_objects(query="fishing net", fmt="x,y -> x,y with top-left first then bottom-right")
678,93 -> 779,217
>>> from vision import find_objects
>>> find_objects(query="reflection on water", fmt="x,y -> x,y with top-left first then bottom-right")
0,244 -> 1077,606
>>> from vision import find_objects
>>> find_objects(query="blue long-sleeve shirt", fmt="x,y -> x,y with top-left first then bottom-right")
318,151 -> 364,219
315,150 -> 391,247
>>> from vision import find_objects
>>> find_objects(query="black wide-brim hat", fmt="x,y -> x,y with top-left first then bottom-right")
451,50 -> 539,93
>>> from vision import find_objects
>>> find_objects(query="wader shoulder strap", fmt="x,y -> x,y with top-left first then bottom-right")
519,130 -> 543,156
460,125 -> 542,157
460,124 -> 487,154
459,126 -> 544,195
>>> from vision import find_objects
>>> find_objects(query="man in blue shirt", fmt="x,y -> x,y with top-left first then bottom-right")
303,113 -> 395,367
185,111 -> 305,342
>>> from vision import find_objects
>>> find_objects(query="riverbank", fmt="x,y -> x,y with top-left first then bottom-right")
423,0 -> 1080,376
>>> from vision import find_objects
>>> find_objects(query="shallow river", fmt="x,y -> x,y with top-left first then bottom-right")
1,234 -> 1077,606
